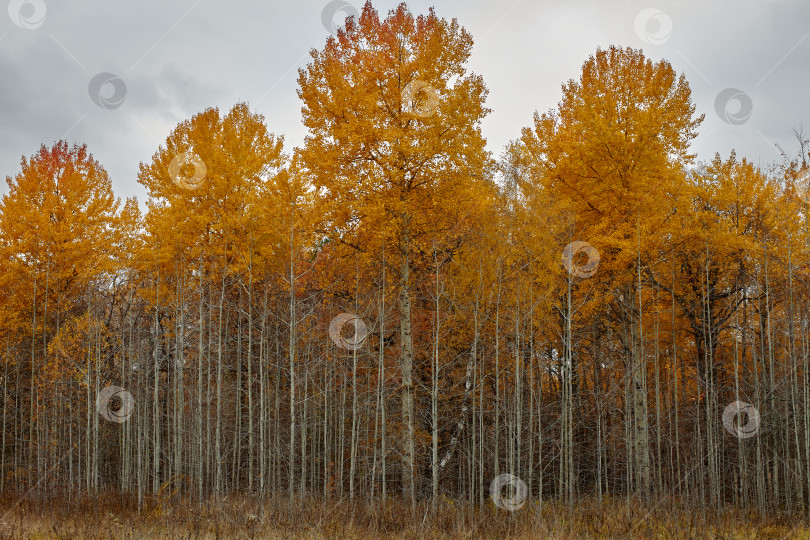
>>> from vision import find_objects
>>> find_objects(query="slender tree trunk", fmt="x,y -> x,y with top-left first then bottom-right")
398,246 -> 415,507
349,258 -> 360,500
288,219 -> 297,500
371,249 -> 387,503
214,272 -> 225,497
431,247 -> 441,513
247,240 -> 254,492
632,236 -> 651,503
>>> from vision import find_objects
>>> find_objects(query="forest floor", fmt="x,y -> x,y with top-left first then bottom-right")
0,494 -> 808,539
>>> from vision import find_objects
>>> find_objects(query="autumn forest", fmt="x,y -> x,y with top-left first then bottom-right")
2,2 -> 810,537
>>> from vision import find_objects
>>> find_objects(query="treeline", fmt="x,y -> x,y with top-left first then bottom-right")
1,2 -> 809,515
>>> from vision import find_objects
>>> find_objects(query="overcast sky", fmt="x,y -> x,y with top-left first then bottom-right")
1,0 -> 808,204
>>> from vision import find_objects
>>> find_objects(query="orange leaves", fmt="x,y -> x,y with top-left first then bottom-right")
138,102 -> 288,274
298,2 -> 493,275
2,142 -> 121,268
45,314 -> 112,389
518,46 -> 703,284
0,141 -> 132,322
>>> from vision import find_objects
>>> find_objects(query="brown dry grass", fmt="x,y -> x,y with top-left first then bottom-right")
0,493 -> 807,539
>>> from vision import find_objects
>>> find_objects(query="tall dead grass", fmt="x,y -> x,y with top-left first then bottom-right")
0,493 -> 806,539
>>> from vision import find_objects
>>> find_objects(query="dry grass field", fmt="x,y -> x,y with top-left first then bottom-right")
0,495 -> 807,539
